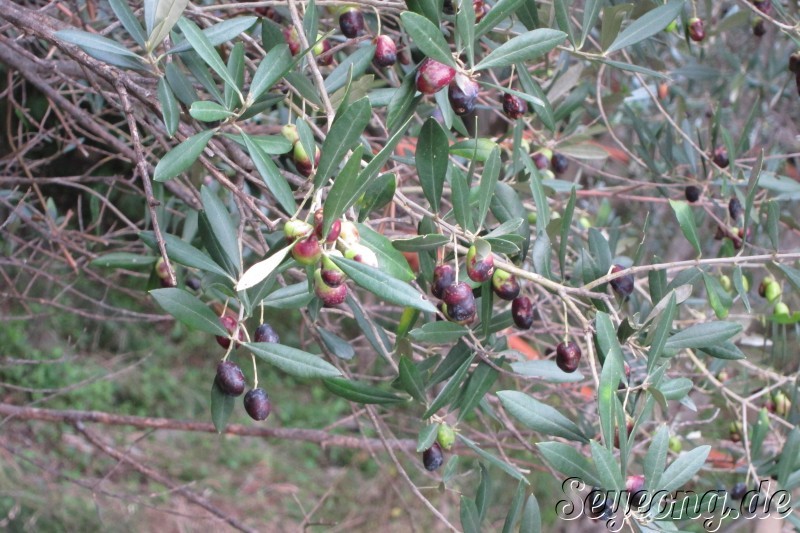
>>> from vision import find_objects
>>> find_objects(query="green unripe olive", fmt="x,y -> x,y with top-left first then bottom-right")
765,281 -> 782,303
773,301 -> 790,319
437,424 -> 456,451
719,275 -> 732,292
668,436 -> 682,453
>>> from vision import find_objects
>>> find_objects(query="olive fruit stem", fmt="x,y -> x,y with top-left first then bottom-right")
252,354 -> 259,389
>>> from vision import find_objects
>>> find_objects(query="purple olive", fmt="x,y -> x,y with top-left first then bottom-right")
254,323 -> 280,344
555,341 -> 581,373
447,73 -> 480,116
339,7 -> 365,38
502,93 -> 526,119
511,296 -> 533,329
216,360 -> 246,396
431,264 -> 456,300
423,442 -> 444,471
416,58 -> 456,95
609,265 -> 634,298
244,388 -> 272,420
373,35 -> 397,67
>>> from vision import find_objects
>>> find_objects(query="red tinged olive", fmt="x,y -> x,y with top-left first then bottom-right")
320,253 -> 347,287
314,209 -> 342,243
511,296 -> 533,329
293,141 -> 321,177
423,442 -> 444,471
339,7 -> 365,38
254,323 -> 280,344
556,341 -> 581,373
609,265 -> 634,298
283,219 -> 314,242
442,281 -> 477,324
292,235 -> 322,265
243,388 -> 272,420
313,37 -> 333,66
216,315 -> 245,350
626,475 -> 647,508
491,269 -> 520,301
688,17 -> 705,42
502,93 -> 526,119
416,58 -> 456,95
215,360 -> 246,396
343,243 -> 379,268
447,73 -> 480,116
283,26 -> 301,55
314,268 -> 348,307
752,18 -> 766,37
373,35 -> 397,67
431,264 -> 456,300
465,244 -> 494,283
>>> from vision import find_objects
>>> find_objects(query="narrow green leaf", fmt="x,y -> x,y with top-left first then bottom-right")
658,446 -> 711,492
537,442 -> 601,487
392,234 -> 450,252
210,379 -> 235,433
502,481 -> 527,533
516,66 -> 555,131
699,342 -> 746,361
246,342 -> 342,379
605,0 -> 684,54
668,200 -> 701,256
168,16 -> 258,55
110,0 -> 147,47
458,362 -> 499,422
766,201 -> 780,251
559,187 -> 576,279
417,118 -> 449,212
358,116 -> 414,184
498,390 -> 587,442
157,77 -> 180,137
399,355 -> 427,404
458,435 -> 529,483
423,356 -> 473,418
56,29 -> 141,58
580,0 -> 603,49
200,186 -> 241,275
475,465 -> 490,522
460,497 -> 480,533
476,147 -> 500,230
664,322 -> 742,354
323,378 -> 406,404
596,312 -> 624,449
417,423 -> 441,452
475,0 -> 525,39
474,29 -> 566,71
329,256 -> 436,312
429,341 -> 472,387
241,133 -> 296,215
189,101 -> 235,122
510,360 -> 584,383
451,166 -> 472,231
324,45 -> 375,94
400,12 -> 455,67
235,245 -> 291,291
153,130 -> 215,182
450,138 -> 498,161
150,287 -> 227,335
176,18 -> 241,99
409,322 -> 468,343
90,253 -> 156,269
140,231 -> 231,279
317,327 -> 355,360
455,0 -> 476,67
553,0 -> 575,47
322,146 -> 366,231
356,224 -> 415,282
647,292 -> 676,372
260,282 -> 313,309
591,440 -> 624,490
248,44 -> 292,102
733,265 -> 751,313
149,0 -> 191,52
315,98 -> 372,190
644,426 -> 670,491
519,495 -> 541,533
